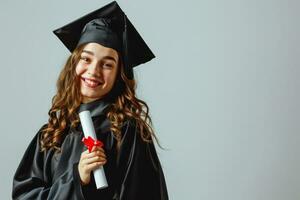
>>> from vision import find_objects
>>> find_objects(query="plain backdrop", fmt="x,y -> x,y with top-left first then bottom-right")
1,0 -> 300,199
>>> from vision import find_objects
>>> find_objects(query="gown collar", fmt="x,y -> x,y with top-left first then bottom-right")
77,97 -> 112,117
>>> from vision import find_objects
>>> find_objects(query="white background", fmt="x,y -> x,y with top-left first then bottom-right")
1,0 -> 300,199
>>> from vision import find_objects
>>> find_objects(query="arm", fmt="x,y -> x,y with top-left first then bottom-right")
114,120 -> 169,200
12,125 -> 86,200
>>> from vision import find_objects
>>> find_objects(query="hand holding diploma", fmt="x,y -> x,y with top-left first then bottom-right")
78,111 -> 108,189
82,136 -> 103,153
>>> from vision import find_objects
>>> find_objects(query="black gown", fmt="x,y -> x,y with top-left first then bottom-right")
12,99 -> 169,200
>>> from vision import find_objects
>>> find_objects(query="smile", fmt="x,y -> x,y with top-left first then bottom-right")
81,77 -> 102,88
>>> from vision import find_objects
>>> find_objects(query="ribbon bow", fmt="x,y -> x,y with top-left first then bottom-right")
82,136 -> 103,153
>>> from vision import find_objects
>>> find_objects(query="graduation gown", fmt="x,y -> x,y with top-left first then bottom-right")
12,99 -> 169,200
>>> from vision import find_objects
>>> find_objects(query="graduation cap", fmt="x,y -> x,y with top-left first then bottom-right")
52,1 -> 155,79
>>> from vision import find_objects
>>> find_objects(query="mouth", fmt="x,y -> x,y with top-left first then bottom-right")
81,77 -> 102,88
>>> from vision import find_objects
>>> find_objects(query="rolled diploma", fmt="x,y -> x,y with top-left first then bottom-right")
79,110 -> 108,189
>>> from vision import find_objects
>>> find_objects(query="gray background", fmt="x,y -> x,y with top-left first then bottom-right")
1,0 -> 299,199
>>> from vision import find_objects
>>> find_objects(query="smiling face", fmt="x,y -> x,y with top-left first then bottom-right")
75,43 -> 119,103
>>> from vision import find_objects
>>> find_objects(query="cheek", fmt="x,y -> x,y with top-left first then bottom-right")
75,64 -> 85,76
103,70 -> 117,84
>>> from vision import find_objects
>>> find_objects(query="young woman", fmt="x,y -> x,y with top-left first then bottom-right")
12,1 -> 168,200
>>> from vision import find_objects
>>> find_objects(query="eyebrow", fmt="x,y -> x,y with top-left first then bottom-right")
82,50 -> 117,63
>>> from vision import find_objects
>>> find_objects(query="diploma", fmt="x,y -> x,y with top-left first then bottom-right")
79,110 -> 108,189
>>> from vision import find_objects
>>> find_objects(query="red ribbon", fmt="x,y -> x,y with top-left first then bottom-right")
82,136 -> 103,153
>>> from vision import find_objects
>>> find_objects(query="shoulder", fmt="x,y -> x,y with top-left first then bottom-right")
25,123 -> 48,152
118,118 -> 137,140
121,118 -> 153,144
35,123 -> 48,140
18,123 -> 49,163
122,117 -> 137,132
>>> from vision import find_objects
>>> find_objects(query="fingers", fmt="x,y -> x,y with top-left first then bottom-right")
82,155 -> 107,165
84,162 -> 105,172
82,150 -> 106,160
81,146 -> 106,159
91,145 -> 105,153
79,154 -> 106,173
78,146 -> 106,185
80,146 -> 107,169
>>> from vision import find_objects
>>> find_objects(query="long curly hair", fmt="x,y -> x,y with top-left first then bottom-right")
40,43 -> 159,152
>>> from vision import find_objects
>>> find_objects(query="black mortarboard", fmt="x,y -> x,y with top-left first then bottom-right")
52,1 -> 155,79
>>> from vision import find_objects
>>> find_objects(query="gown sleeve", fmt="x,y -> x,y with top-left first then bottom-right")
115,120 -> 169,200
12,124 -> 86,200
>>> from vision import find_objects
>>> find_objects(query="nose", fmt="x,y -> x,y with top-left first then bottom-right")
87,62 -> 101,77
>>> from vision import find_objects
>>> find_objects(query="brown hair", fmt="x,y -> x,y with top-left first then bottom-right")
40,43 -> 158,152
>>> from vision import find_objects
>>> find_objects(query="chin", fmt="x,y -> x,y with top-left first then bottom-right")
81,91 -> 108,101
81,94 -> 101,102
82,94 -> 102,99
80,86 -> 112,100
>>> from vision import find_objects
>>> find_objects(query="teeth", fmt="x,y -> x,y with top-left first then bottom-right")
84,78 -> 99,87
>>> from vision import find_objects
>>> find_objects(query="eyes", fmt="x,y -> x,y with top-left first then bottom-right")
80,56 -> 114,68
80,56 -> 90,63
